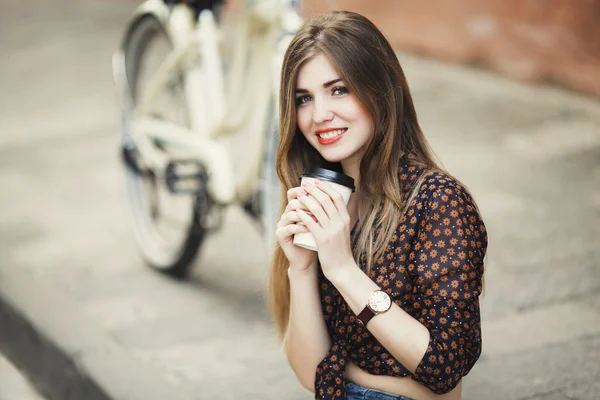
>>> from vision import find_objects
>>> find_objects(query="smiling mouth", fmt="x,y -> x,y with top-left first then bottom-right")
316,128 -> 347,139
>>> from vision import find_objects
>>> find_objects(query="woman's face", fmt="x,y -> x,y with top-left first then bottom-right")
295,53 -> 374,168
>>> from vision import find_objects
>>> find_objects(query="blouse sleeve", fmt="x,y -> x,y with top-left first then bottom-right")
408,179 -> 487,394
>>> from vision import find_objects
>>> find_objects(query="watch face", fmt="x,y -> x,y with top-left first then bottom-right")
369,291 -> 391,313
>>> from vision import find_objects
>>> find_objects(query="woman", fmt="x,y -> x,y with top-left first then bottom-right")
268,10 -> 487,400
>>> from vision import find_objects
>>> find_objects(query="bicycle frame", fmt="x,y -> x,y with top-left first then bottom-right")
112,0 -> 301,205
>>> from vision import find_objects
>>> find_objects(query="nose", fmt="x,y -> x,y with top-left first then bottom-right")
312,97 -> 334,124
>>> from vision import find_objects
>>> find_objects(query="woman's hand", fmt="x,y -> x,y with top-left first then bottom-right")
275,187 -> 318,271
295,180 -> 356,279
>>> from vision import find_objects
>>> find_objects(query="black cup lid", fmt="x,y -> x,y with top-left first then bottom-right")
300,168 -> 355,191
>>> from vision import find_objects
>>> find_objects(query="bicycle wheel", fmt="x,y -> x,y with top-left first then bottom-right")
120,15 -> 206,278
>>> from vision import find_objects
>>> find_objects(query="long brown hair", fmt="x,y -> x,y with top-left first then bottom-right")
268,11 -> 440,336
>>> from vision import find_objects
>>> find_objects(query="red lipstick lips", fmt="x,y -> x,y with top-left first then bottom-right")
315,128 -> 347,145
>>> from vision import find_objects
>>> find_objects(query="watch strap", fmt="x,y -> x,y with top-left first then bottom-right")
356,305 -> 375,327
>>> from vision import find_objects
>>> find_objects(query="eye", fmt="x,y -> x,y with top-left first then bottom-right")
332,86 -> 348,96
295,94 -> 312,106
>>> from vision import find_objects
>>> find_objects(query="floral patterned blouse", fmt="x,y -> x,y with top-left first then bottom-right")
314,157 -> 488,399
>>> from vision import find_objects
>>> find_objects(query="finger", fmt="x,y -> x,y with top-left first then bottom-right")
296,191 -> 329,227
302,181 -> 338,221
277,210 -> 302,228
296,208 -> 322,234
287,187 -> 305,203
276,223 -> 310,242
313,180 -> 351,221
284,198 -> 308,214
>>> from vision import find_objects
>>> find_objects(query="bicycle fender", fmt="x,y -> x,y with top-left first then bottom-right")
112,0 -> 172,108
119,0 -> 171,52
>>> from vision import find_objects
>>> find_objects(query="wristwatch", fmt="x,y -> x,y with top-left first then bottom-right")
356,290 -> 392,327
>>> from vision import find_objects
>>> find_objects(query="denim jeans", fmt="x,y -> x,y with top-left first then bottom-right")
346,382 -> 414,400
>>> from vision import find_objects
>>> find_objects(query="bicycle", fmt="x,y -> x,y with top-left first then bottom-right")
111,0 -> 302,277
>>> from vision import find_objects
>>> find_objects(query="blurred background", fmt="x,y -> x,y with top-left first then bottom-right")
0,1 -> 599,400
304,0 -> 600,97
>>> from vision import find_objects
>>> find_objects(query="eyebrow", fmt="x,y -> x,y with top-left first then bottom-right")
295,78 -> 343,94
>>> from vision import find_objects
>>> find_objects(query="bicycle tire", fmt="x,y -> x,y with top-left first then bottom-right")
121,15 -> 206,278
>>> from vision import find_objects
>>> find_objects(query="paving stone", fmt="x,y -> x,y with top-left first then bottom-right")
0,216 -> 44,251
132,324 -> 309,400
415,88 -> 568,147
0,352 -> 48,400
467,335 -> 600,399
482,302 -> 600,358
480,263 -> 600,320
82,295 -> 162,331
585,293 -> 600,312
461,380 -> 511,400
401,52 -> 600,118
504,111 -> 600,161
111,303 -> 260,349
0,268 -> 196,400
525,392 -> 572,400
2,3 -> 600,399
562,382 -> 600,400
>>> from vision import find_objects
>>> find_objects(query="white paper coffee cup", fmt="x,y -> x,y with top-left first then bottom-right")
293,168 -> 355,252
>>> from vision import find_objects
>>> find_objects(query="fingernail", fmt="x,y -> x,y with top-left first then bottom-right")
297,192 -> 305,198
314,179 -> 321,184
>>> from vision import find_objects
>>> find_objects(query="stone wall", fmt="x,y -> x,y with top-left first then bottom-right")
301,0 -> 600,97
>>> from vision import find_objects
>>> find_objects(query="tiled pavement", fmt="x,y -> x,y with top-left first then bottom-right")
0,352 -> 48,400
0,1 -> 599,399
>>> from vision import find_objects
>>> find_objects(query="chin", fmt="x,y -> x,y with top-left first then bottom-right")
320,153 -> 342,162
319,148 -> 356,164
320,154 -> 347,164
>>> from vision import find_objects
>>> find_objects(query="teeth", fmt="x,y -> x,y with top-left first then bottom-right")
318,129 -> 345,139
